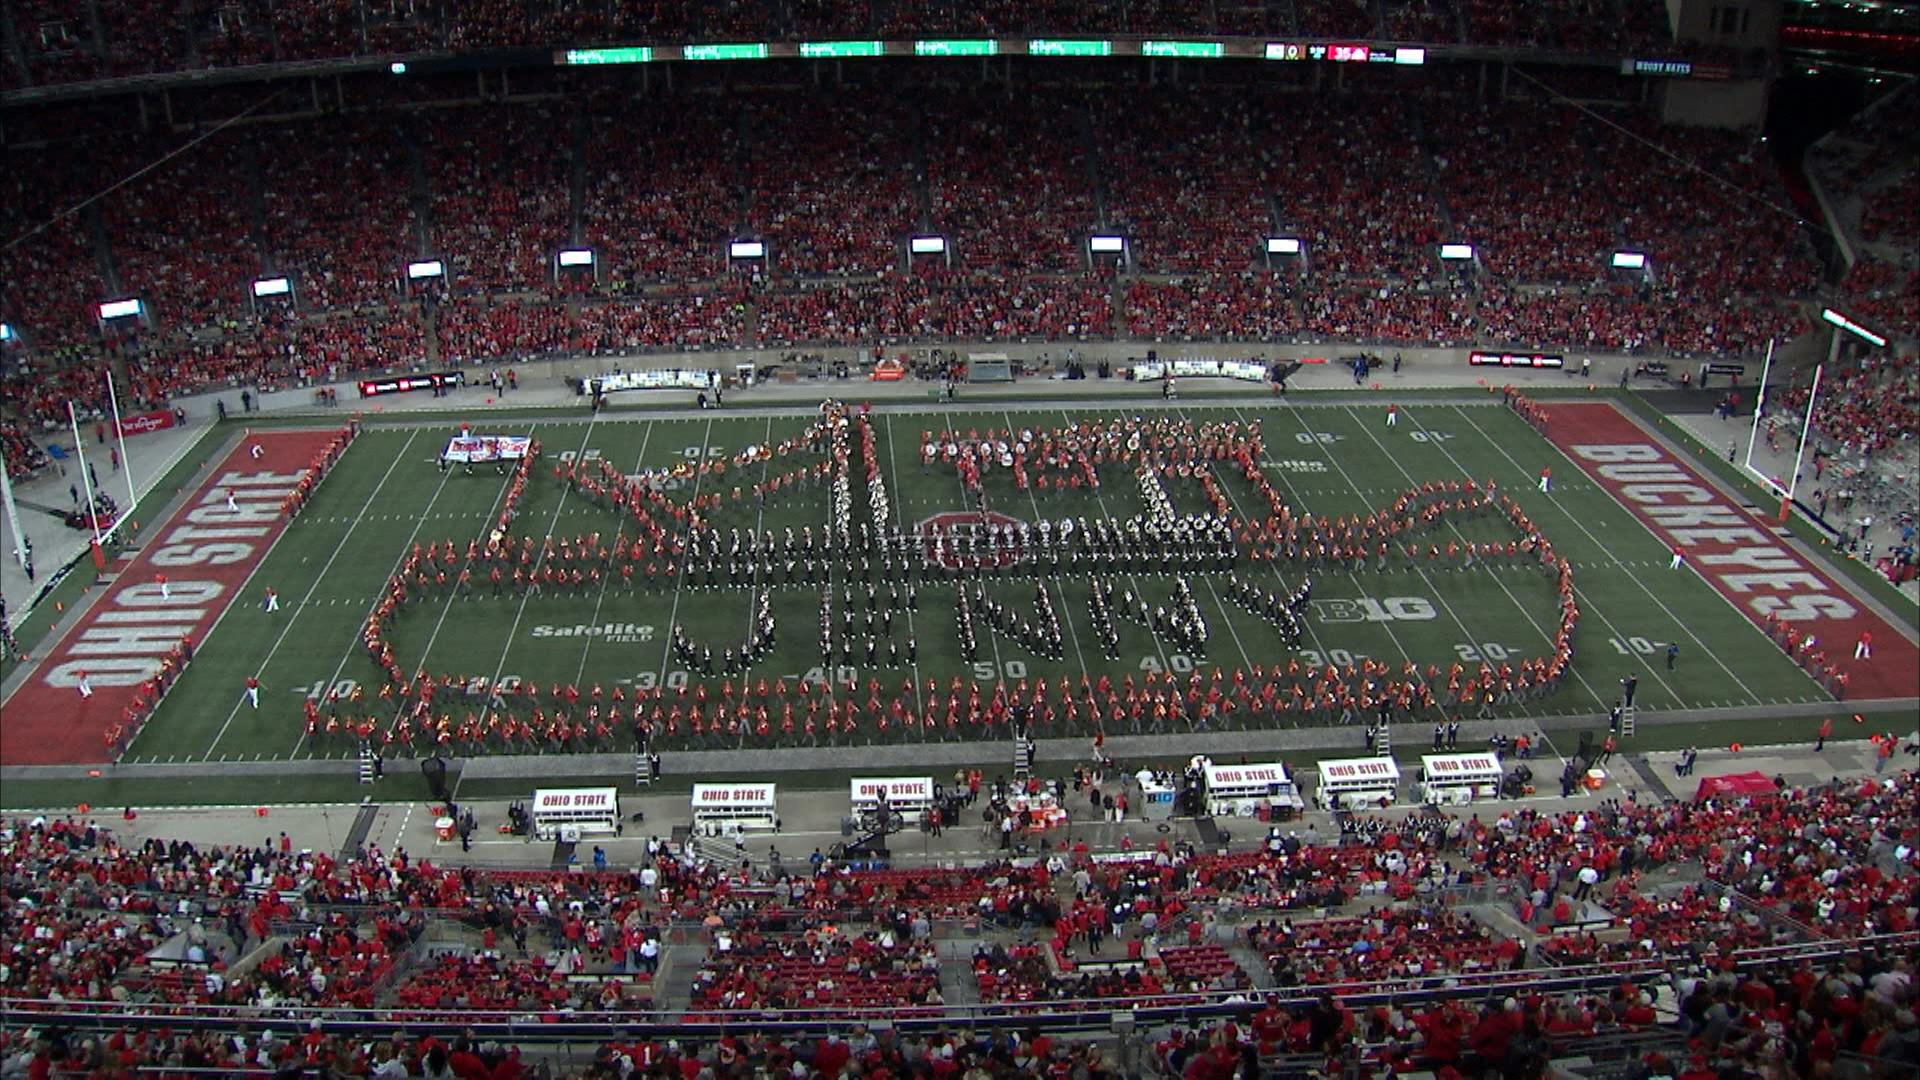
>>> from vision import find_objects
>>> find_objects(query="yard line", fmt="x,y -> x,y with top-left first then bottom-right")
739,415 -> 777,655
1379,415 -> 1680,704
1450,405 -> 1764,706
1056,410 -> 1181,705
202,430 -> 423,760
1253,405 -> 1417,668
1001,410 -> 1095,680
291,425 -> 540,757
1339,406 -> 1610,711
571,421 -> 657,686
469,419 -> 609,729
879,414 -> 929,722
938,412 -> 1010,679
651,418 -> 716,681
1177,413 -> 1343,670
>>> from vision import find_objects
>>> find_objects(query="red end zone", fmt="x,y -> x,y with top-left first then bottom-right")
1547,403 -> 1917,701
1,430 -> 340,766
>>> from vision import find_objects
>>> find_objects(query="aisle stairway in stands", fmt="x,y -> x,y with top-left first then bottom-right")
657,941 -> 706,1014
567,112 -> 588,251
404,119 -> 433,267
934,938 -> 982,1007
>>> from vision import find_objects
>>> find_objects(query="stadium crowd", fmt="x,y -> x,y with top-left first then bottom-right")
0,0 -> 1694,91
1,75 -> 1908,481
0,764 -> 1915,1074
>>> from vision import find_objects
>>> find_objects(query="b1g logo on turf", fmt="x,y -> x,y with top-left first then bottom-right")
1311,597 -> 1437,623
917,510 -> 1027,571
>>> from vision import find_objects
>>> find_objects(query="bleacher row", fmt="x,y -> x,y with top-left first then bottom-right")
0,85 -> 1830,440
0,0 -> 1686,91
2,771 -> 1914,1022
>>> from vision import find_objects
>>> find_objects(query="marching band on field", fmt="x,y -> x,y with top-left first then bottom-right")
311,402 -> 1575,756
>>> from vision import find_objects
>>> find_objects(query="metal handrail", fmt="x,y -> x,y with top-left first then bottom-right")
11,929 -> 1914,1042
0,958 -> 1672,1036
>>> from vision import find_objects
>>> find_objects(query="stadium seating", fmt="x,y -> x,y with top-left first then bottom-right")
0,80 -> 1875,430
0,0 -> 1698,92
689,929 -> 944,1014
423,105 -> 572,296
738,95 -> 918,279
920,89 -> 1098,274
256,116 -> 419,312
1124,275 -> 1299,341
0,767 -> 1915,1080
1252,909 -> 1519,985
1095,89 -> 1269,274
2,772 -> 1912,1009
0,417 -> 52,478
580,102 -> 739,288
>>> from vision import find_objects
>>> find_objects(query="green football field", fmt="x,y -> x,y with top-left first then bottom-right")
123,401 -> 1831,765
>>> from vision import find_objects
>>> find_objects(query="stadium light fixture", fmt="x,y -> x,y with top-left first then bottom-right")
0,323 -> 13,342
557,248 -> 595,268
1266,237 -> 1302,255
1611,251 -> 1648,269
406,260 -> 446,280
1821,308 -> 1887,347
909,235 -> 947,255
252,276 -> 292,298
1088,235 -> 1125,254
1394,47 -> 1426,65
98,298 -> 143,319
390,61 -> 407,75
729,240 -> 767,260
1438,243 -> 1475,261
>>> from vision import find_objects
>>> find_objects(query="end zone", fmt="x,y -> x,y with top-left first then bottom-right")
0,430 -> 344,766
1545,402 -> 1917,702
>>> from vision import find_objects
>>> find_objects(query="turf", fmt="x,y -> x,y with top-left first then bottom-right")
102,400 -> 1840,770
1615,392 -> 1919,633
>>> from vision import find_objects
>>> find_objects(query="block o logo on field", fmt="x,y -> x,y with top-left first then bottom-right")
917,510 -> 1027,570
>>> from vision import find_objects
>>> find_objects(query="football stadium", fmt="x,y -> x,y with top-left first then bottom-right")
0,2 -> 1917,1077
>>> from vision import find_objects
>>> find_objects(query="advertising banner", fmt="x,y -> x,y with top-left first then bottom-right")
443,435 -> 532,463
115,410 -> 176,438
359,371 -> 463,397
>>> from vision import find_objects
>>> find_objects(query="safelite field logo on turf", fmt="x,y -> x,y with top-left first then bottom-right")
530,622 -> 655,643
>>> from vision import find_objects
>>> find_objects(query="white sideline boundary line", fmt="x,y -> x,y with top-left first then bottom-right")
649,418 -> 715,682
289,421 -> 561,757
202,430 -> 422,760
1262,405 -> 1418,668
110,428 -> 357,758
1451,404 -> 1769,707
1342,405 -> 1612,712
472,420 -> 608,726
1001,409 -> 1101,681
569,422 -> 657,686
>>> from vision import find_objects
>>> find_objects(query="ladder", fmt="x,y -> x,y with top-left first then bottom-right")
1619,705 -> 1637,738
1014,735 -> 1036,780
356,744 -> 377,785
1374,724 -> 1392,756
634,750 -> 656,787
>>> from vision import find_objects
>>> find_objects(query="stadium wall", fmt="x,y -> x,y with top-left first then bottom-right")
153,338 -> 1821,419
1659,78 -> 1770,128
